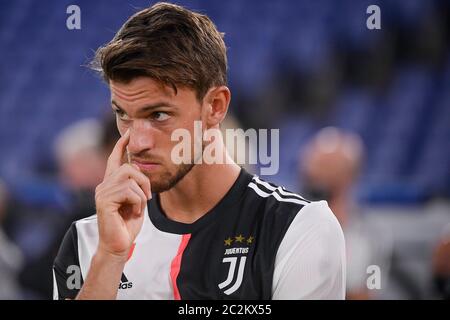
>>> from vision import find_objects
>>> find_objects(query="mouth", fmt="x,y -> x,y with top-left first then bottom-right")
131,159 -> 160,171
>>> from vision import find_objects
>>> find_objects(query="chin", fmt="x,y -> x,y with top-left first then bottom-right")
150,179 -> 175,193
145,171 -> 175,193
141,168 -> 163,181
145,163 -> 194,194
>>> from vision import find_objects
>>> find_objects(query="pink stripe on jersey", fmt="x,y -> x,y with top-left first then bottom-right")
170,234 -> 191,300
127,243 -> 136,262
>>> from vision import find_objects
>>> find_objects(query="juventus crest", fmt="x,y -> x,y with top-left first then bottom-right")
218,234 -> 254,295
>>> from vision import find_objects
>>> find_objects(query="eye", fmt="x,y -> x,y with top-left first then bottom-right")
152,111 -> 170,122
113,108 -> 130,121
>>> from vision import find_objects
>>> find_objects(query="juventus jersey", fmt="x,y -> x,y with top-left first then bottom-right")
53,169 -> 346,300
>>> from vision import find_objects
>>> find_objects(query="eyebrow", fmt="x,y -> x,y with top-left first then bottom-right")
111,100 -> 177,115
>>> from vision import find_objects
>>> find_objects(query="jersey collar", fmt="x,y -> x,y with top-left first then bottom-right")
147,168 -> 253,234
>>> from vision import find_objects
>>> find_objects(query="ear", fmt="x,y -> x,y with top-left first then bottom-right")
202,86 -> 231,127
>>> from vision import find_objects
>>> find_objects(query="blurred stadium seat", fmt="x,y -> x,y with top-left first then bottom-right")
0,0 -> 449,299
1,0 -> 448,205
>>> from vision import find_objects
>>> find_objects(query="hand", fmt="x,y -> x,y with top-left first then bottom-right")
94,129 -> 151,261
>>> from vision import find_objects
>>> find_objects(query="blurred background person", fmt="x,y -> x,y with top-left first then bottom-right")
53,118 -> 106,220
33,115 -> 121,298
9,118 -> 107,298
1,115 -> 119,299
432,223 -> 450,300
299,127 -> 392,299
0,179 -> 24,299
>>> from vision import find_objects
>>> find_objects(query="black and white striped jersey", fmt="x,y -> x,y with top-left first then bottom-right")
53,169 -> 346,300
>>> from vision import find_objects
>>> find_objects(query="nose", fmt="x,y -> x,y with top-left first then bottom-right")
127,119 -> 155,154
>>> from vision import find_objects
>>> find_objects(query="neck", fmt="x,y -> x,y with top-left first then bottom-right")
329,189 -> 354,229
159,147 -> 241,224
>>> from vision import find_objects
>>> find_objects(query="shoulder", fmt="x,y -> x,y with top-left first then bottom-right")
245,175 -> 311,218
272,200 -> 346,299
243,175 -> 344,251
74,213 -> 98,225
245,174 -> 340,229
280,199 -> 345,253
55,214 -> 98,261
54,214 -> 98,267
72,213 -> 99,237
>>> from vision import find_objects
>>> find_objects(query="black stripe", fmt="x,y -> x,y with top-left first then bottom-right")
280,187 -> 311,203
252,177 -> 311,202
274,188 -> 310,203
252,176 -> 279,189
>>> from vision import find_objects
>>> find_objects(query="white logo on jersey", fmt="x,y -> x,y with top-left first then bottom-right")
218,256 -> 247,295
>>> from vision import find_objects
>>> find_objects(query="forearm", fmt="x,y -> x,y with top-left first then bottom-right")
76,250 -> 127,300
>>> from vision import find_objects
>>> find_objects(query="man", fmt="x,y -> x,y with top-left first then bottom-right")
432,223 -> 450,300
53,2 -> 345,300
0,180 -> 24,299
54,118 -> 106,195
300,127 -> 387,299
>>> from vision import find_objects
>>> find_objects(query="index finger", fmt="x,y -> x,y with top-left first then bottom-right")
105,129 -> 130,177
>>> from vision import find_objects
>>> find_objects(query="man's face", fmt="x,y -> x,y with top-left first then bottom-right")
110,77 -> 203,193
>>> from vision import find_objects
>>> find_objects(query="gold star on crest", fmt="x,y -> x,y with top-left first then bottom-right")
235,234 -> 245,243
224,237 -> 233,246
247,236 -> 254,244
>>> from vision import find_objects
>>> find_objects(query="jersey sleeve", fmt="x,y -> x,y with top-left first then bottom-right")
272,200 -> 346,299
52,222 -> 83,300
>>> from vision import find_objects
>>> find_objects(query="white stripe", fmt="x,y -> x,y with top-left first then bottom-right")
248,183 -> 309,205
52,269 -> 59,300
252,176 -> 308,201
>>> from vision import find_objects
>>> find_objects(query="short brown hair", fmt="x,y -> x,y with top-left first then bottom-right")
91,2 -> 227,101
